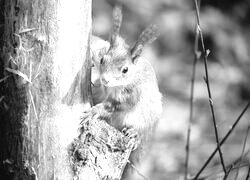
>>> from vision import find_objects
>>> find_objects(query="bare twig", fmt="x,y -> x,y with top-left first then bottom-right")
29,90 -> 38,121
0,96 -> 4,103
0,75 -> 10,83
234,126 -> 250,180
246,165 -> 250,180
184,18 -> 200,180
192,101 -> 250,180
194,162 -> 250,180
223,164 -> 233,180
5,67 -> 32,84
127,160 -> 149,180
18,27 -> 38,34
230,148 -> 250,167
193,0 -> 226,174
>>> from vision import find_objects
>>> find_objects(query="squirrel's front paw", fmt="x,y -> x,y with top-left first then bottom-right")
80,106 -> 99,125
122,127 -> 140,151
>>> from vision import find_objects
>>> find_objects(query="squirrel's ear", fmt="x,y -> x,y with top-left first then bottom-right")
91,47 -> 107,68
110,4 -> 123,47
98,47 -> 107,59
131,24 -> 159,61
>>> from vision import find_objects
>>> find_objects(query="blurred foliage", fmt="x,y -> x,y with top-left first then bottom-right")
93,0 -> 250,179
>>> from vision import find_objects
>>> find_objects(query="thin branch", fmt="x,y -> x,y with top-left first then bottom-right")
246,165 -> 250,180
0,75 -> 10,83
18,27 -> 38,34
5,67 -> 32,84
127,160 -> 149,180
193,0 -> 226,174
194,162 -> 250,180
0,96 -> 4,103
192,101 -> 250,180
29,90 -> 39,121
223,164 -> 233,180
184,18 -> 200,180
230,148 -> 250,168
234,126 -> 250,180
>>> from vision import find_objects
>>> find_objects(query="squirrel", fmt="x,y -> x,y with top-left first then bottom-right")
86,2 -> 162,179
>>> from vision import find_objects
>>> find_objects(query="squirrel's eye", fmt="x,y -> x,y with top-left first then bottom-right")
100,58 -> 104,65
122,67 -> 128,74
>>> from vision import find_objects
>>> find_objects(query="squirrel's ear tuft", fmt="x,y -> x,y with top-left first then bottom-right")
131,24 -> 159,61
110,4 -> 123,47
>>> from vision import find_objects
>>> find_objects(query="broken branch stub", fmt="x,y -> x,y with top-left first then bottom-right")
69,116 -> 135,180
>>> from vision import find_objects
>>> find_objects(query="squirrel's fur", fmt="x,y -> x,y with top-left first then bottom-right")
88,3 -> 162,179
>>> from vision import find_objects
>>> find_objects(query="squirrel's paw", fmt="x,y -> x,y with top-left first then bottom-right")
80,109 -> 91,125
80,107 -> 99,125
122,127 -> 138,139
103,175 -> 112,180
122,127 -> 140,150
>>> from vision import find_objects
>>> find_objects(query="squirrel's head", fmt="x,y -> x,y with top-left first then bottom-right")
99,36 -> 137,87
98,3 -> 159,87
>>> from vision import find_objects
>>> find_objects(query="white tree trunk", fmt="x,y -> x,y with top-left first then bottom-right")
0,0 -> 91,179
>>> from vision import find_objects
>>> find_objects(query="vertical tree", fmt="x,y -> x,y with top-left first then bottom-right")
0,0 -> 92,179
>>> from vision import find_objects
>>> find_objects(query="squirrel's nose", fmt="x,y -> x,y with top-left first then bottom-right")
100,76 -> 109,85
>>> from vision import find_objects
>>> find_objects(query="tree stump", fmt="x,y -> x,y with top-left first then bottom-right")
70,117 -> 134,180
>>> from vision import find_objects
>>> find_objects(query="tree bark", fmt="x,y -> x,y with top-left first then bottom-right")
0,0 -> 92,179
70,116 -> 134,180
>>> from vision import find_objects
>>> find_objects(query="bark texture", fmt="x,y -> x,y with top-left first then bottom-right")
0,0 -> 92,179
0,0 -> 132,179
70,117 -> 134,180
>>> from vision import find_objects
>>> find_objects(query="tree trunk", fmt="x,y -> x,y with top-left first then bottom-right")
0,0 -> 92,179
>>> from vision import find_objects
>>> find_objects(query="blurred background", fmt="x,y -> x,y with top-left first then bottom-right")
92,0 -> 250,179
